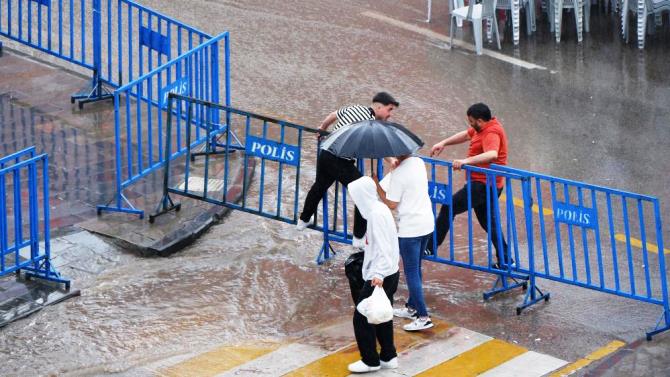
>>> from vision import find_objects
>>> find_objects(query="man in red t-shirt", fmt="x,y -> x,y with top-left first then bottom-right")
428,103 -> 512,269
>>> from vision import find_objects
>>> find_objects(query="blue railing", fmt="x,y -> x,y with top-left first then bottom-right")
0,147 -> 70,288
0,0 -> 213,106
150,94 -> 669,339
97,32 -> 229,218
151,93 -> 315,224
1,0 -> 228,217
490,164 -> 669,339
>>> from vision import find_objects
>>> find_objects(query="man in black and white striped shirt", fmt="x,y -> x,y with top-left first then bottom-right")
297,92 -> 400,247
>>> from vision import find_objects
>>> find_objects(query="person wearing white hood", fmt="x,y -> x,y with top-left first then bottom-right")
346,176 -> 401,373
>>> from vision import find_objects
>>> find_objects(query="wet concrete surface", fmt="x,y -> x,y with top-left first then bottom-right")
1,0 -> 670,375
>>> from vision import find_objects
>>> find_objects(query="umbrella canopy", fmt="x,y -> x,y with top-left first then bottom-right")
320,119 -> 424,159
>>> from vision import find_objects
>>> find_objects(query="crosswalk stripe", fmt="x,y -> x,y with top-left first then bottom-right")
372,326 -> 491,376
215,343 -> 331,377
157,344 -> 279,377
416,339 -> 527,376
548,340 -> 625,377
286,320 -> 450,377
478,351 -> 568,377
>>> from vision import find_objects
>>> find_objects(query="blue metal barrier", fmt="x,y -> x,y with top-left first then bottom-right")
150,93 -> 319,225
0,147 -> 70,288
0,0 -> 213,108
490,164 -> 669,339
97,32 -> 229,218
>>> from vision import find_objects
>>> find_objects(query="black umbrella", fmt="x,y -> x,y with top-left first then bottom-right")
320,119 -> 424,159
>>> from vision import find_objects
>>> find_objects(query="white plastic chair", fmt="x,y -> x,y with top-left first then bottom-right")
496,0 -> 537,45
451,0 -> 501,55
549,0 -> 591,43
622,0 -> 670,48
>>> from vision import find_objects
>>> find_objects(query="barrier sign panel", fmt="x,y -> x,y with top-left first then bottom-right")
554,201 -> 596,228
160,77 -> 190,109
428,181 -> 451,204
245,135 -> 300,166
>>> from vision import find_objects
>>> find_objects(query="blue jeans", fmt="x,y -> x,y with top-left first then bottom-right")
399,234 -> 431,317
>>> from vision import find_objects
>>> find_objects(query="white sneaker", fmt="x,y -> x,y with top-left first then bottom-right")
393,306 -> 417,319
380,357 -> 398,369
348,360 -> 381,373
403,317 -> 434,331
352,236 -> 365,248
296,216 -> 313,231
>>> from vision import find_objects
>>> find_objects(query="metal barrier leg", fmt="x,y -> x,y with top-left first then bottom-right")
22,260 -> 71,290
96,191 -> 144,219
646,310 -> 670,340
70,70 -> 114,109
483,273 -> 528,300
516,275 -> 550,315
190,130 -> 244,161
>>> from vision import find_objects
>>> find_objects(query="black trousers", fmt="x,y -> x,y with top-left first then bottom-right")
428,182 -> 510,264
353,271 -> 399,367
300,150 -> 367,239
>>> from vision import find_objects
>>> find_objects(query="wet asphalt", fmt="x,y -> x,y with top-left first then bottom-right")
1,0 -> 670,375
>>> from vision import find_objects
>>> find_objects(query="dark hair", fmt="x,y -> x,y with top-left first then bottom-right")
372,92 -> 399,107
466,103 -> 492,121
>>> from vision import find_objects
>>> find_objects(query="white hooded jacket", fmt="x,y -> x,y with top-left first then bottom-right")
348,177 -> 400,281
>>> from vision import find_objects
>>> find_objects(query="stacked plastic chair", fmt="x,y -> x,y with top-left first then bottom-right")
496,0 -> 537,45
451,0 -> 502,55
549,0 -> 591,42
622,0 -> 670,48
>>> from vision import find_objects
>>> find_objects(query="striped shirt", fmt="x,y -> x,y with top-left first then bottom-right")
333,105 -> 375,132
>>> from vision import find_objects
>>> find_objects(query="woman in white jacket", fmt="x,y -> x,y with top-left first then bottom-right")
346,176 -> 400,373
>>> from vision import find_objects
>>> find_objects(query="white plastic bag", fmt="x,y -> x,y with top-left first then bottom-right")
356,286 -> 393,324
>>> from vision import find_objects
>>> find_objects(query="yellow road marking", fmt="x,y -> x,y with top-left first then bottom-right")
500,193 -> 553,216
416,338 -> 527,377
157,343 -> 280,377
285,320 -> 450,377
614,233 -> 670,255
548,340 -> 625,377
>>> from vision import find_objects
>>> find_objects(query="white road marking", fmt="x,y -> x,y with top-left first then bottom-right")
362,11 -> 548,71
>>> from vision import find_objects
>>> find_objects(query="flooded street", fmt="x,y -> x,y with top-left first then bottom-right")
1,0 -> 670,375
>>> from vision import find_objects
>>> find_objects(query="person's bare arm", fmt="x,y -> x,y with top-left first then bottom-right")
318,111 -> 338,132
430,130 -> 470,157
453,150 -> 498,170
372,174 -> 398,210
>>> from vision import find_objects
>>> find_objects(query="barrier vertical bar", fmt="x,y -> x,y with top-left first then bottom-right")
563,184 -> 578,281
258,121 -> 267,213
622,196 -> 636,295
58,0 -> 62,54
80,0 -> 85,62
606,193 -> 621,291
222,107 -> 230,203
550,181 -> 565,278
648,199 -> 670,340
637,200 -> 652,298
276,124 -> 285,217
106,0 -> 111,82
28,0 -> 32,43
448,163 -> 454,260
578,187 -> 592,285
467,170 -> 474,264
591,189 -> 605,289
242,115 -> 250,208
0,167 -> 6,272
294,129 -> 302,222
27,162 -> 38,261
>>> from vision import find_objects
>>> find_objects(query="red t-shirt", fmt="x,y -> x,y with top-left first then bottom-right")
466,117 -> 508,188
